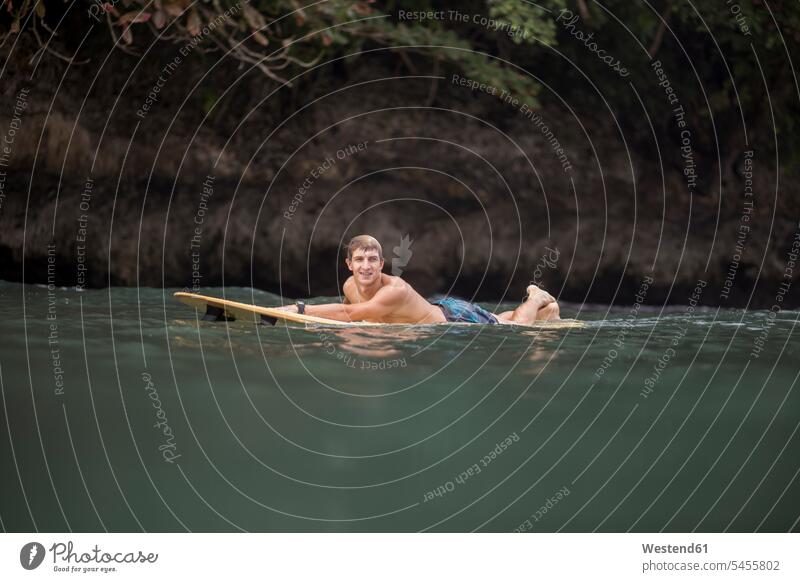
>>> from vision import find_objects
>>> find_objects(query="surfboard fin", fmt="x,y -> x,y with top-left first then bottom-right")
202,305 -> 234,322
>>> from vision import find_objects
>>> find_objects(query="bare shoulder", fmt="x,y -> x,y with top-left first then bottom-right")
373,276 -> 408,301
384,274 -> 406,288
387,275 -> 426,297
381,275 -> 412,293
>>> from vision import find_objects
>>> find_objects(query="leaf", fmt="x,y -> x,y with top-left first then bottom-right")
252,31 -> 269,46
35,1 -> 45,18
121,27 -> 133,44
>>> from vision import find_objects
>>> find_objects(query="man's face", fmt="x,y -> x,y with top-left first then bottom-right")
346,248 -> 384,285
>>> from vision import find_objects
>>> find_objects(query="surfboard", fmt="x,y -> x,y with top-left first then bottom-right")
173,292 -> 378,326
173,292 -> 586,328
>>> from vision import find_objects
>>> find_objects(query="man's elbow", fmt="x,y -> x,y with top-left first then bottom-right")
346,305 -> 382,321
347,308 -> 370,321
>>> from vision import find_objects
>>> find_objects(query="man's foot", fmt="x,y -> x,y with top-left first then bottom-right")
535,301 -> 561,321
521,285 -> 560,322
495,285 -> 561,324
526,284 -> 555,306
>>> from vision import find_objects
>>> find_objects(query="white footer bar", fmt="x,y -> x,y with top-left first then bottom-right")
1,533 -> 797,581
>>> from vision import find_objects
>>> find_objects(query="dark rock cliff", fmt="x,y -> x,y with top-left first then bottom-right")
1,34 -> 797,308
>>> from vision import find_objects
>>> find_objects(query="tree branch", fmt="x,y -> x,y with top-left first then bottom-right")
649,8 -> 670,58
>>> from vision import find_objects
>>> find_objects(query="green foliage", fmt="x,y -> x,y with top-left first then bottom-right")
363,14 -> 543,103
199,86 -> 219,115
487,0 -> 565,46
3,0 -> 797,165
1,0 -> 554,102
544,1 -> 800,166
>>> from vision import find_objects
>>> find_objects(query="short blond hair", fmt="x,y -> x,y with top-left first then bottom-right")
347,235 -> 383,260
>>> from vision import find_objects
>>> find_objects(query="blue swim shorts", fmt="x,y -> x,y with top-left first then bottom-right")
429,297 -> 499,324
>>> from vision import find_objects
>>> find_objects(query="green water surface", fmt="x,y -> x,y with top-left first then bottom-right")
1,282 -> 798,532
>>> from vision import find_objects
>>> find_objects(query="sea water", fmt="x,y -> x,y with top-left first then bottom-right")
0,281 -> 798,532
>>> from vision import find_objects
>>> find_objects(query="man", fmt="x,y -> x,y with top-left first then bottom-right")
278,235 -> 560,324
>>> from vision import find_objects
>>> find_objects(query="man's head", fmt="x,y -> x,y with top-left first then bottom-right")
345,235 -> 384,285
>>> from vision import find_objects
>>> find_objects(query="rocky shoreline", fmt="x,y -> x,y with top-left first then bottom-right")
1,36 -> 796,308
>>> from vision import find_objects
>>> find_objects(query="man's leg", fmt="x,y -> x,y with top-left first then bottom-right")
495,285 -> 560,324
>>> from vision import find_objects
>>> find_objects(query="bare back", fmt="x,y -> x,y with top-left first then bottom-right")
343,274 -> 446,324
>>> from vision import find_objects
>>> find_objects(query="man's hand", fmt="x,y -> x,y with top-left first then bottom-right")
275,304 -> 299,313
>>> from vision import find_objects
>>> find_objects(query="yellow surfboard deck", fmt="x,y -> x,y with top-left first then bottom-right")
174,292 -> 378,326
174,292 -> 585,328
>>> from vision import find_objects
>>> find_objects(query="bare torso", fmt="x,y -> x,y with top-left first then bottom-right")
343,274 -> 447,324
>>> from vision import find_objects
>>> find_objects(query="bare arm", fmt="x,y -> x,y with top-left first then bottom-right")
284,286 -> 404,322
